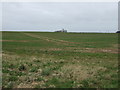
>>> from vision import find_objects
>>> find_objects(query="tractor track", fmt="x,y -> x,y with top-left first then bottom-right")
23,33 -> 78,45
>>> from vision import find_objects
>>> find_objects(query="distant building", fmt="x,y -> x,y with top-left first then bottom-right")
55,29 -> 67,33
116,31 -> 120,33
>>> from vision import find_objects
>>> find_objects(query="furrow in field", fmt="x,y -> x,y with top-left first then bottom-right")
23,33 -> 78,45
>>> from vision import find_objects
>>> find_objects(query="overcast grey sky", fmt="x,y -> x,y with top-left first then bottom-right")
2,2 -> 118,32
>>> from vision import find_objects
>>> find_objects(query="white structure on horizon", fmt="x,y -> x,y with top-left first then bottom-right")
55,28 -> 67,32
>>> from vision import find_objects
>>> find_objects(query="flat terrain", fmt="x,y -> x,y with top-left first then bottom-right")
2,32 -> 118,88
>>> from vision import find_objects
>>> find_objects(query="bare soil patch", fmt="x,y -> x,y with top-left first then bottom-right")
1,40 -> 41,42
1,40 -> 29,42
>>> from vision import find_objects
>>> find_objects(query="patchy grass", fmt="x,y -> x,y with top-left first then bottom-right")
2,32 -> 118,88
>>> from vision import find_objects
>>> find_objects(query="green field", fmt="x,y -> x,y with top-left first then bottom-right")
2,31 -> 118,88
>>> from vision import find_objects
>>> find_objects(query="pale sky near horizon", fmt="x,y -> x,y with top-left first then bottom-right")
2,2 -> 118,32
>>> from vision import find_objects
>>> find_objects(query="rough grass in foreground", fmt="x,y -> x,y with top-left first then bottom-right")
2,32 -> 118,88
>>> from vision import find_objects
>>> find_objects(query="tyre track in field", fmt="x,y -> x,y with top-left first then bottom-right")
23,33 -> 77,45
22,33 -> 118,54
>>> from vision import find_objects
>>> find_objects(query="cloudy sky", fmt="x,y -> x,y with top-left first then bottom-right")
2,2 -> 118,32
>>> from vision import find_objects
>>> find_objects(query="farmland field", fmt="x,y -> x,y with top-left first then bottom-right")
2,31 -> 118,88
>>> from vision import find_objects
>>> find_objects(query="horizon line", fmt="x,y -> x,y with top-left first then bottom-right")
1,30 -> 117,33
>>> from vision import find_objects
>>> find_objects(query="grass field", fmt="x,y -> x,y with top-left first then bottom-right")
2,31 -> 118,88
